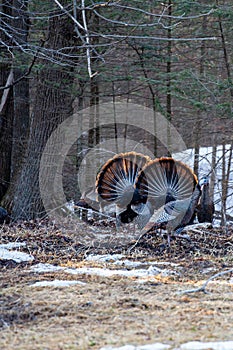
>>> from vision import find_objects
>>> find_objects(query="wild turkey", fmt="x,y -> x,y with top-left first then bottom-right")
96,151 -> 151,227
197,177 -> 215,223
132,157 -> 200,244
0,207 -> 9,224
139,183 -> 202,245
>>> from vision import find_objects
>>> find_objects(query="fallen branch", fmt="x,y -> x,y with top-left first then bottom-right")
178,268 -> 233,295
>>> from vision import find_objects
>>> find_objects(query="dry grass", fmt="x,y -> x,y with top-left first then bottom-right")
1,220 -> 233,350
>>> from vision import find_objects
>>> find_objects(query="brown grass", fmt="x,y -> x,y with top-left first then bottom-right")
1,221 -> 233,350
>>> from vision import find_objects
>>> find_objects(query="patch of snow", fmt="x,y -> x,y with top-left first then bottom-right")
180,341 -> 233,350
30,263 -> 177,279
183,223 -> 212,231
201,267 -> 216,274
0,242 -> 26,249
65,266 -> 153,278
139,345 -> 171,350
0,248 -> 34,263
99,343 -> 171,350
100,346 -> 135,350
31,279 -> 86,287
86,254 -> 181,270
31,263 -> 64,273
86,254 -> 124,262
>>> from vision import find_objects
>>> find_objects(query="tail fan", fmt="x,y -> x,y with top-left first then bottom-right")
96,152 -> 151,208
135,157 -> 198,210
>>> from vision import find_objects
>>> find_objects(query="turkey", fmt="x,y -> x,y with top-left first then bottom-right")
0,206 -> 9,224
139,183 -> 202,245
135,157 -> 198,209
132,157 -> 200,244
96,151 -> 151,227
197,176 -> 215,223
133,157 -> 198,226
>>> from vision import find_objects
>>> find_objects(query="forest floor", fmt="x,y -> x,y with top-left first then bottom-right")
1,219 -> 233,350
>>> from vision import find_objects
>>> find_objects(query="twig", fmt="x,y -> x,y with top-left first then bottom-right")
178,268 -> 233,295
81,0 -> 97,78
0,68 -> 13,112
127,231 -> 147,252
0,42 -> 45,91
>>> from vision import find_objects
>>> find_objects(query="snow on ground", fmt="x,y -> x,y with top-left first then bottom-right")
30,253 -> 182,280
31,279 -> 86,287
99,341 -> 233,350
30,262 -> 179,280
86,254 -> 181,269
85,254 -> 125,263
100,341 -> 233,350
99,343 -> 170,350
179,341 -> 233,350
0,242 -> 27,249
0,242 -> 34,263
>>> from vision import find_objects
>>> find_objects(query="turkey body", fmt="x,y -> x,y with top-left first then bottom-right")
197,177 -> 214,223
140,183 -> 202,243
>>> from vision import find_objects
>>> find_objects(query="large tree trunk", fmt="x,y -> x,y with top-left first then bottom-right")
7,13 -> 75,220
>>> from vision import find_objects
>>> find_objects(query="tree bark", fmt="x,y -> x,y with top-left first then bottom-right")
6,12 -> 76,219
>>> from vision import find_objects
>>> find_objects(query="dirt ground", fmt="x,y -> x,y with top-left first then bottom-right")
1,220 -> 233,350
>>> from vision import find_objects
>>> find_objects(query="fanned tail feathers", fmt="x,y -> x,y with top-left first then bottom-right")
96,152 -> 151,207
136,157 -> 198,209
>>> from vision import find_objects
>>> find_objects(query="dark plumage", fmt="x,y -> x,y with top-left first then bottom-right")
140,183 -> 202,244
0,206 -> 9,224
197,177 -> 215,223
96,152 -> 151,227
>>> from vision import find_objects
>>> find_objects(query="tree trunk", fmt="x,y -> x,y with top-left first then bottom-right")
7,13 -> 76,220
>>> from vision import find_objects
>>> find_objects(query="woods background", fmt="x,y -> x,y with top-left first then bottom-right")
0,0 -> 232,224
